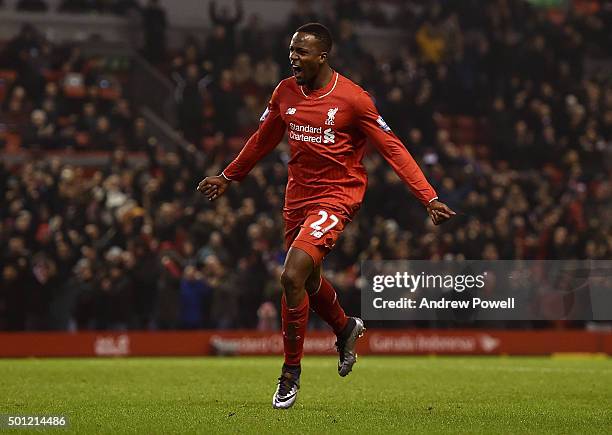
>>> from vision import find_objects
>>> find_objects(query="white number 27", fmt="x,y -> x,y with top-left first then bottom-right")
309,210 -> 339,239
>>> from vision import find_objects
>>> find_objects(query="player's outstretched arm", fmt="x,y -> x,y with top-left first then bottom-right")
219,83 -> 286,183
197,174 -> 231,201
354,89 -> 456,225
426,199 -> 456,225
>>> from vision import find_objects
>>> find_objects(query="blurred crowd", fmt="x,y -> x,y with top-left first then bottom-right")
0,0 -> 611,331
0,23 -> 152,151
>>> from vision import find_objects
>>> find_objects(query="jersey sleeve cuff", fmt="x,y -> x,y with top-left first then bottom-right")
221,171 -> 233,181
428,196 -> 438,204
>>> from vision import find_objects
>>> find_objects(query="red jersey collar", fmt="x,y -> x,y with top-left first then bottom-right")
299,71 -> 339,100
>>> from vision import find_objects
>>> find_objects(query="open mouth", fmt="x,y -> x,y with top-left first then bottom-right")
292,65 -> 303,78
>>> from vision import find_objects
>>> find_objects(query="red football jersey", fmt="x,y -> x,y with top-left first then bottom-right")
223,71 -> 438,217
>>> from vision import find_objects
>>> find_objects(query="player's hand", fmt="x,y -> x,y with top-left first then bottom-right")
426,199 -> 456,225
196,174 -> 231,201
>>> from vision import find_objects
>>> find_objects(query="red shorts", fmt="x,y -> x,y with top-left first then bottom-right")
284,206 -> 349,266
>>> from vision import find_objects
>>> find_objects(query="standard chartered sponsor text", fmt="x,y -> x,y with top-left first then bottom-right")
289,122 -> 322,133
288,123 -> 326,143
289,130 -> 323,143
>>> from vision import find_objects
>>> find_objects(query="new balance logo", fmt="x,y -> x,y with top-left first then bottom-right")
323,128 -> 335,144
286,107 -> 297,115
325,107 -> 338,125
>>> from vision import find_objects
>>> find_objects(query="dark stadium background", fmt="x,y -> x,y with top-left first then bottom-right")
0,0 -> 610,356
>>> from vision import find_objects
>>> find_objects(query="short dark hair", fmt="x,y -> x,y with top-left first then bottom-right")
295,22 -> 333,53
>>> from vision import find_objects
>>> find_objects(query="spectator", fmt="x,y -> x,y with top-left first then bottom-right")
179,265 -> 210,329
49,258 -> 92,330
90,116 -> 113,150
22,109 -> 55,149
209,0 -> 243,53
210,69 -> 242,136
257,302 -> 278,331
204,25 -> 234,73
241,13 -> 266,57
154,249 -> 182,330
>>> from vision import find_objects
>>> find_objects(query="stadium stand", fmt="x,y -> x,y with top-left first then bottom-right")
0,0 -> 610,331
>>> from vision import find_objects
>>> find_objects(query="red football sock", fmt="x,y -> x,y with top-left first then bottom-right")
281,293 -> 309,366
309,277 -> 349,335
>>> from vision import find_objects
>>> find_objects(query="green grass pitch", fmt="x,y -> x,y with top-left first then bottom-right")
1,356 -> 610,433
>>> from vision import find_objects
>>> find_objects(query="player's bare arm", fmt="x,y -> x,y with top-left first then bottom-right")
426,199 -> 456,225
196,174 -> 231,201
